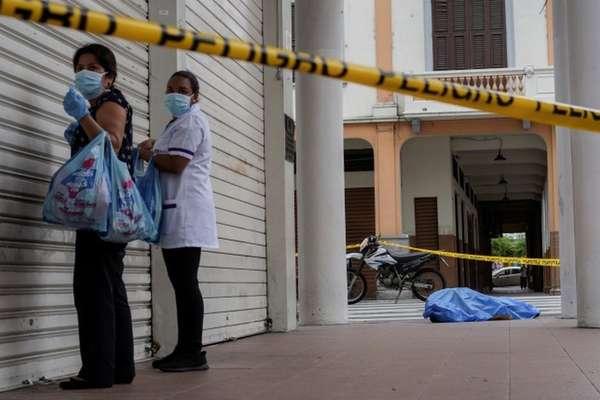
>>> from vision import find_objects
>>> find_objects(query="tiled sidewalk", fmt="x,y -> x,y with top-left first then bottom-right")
2,318 -> 599,400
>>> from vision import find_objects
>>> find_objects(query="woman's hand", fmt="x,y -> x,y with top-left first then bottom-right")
139,138 -> 155,151
138,138 -> 155,161
63,87 -> 90,121
139,146 -> 154,162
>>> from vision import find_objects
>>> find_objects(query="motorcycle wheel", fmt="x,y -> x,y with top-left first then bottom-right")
347,270 -> 367,304
411,268 -> 446,301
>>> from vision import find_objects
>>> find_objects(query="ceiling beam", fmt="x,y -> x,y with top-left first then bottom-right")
474,184 -> 543,195
478,192 -> 541,202
455,149 -> 547,166
468,175 -> 546,186
451,134 -> 546,152
462,164 -> 547,177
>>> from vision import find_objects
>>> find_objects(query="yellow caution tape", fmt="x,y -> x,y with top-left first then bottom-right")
2,0 -> 600,132
345,241 -> 559,267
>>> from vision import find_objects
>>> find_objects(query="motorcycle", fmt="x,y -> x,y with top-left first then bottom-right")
347,235 -> 448,304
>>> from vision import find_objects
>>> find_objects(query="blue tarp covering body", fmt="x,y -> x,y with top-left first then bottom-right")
423,288 -> 540,322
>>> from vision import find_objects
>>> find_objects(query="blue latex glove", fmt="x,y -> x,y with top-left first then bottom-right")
63,86 -> 90,121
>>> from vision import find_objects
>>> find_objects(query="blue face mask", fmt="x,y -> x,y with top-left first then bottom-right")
74,70 -> 106,100
164,93 -> 192,117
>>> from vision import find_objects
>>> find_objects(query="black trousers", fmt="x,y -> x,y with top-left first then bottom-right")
520,277 -> 528,289
162,247 -> 204,353
73,230 -> 135,385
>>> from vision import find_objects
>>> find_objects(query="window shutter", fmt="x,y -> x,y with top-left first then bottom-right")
432,0 -> 507,70
470,0 -> 486,68
453,0 -> 468,69
432,0 -> 451,70
488,0 -> 507,68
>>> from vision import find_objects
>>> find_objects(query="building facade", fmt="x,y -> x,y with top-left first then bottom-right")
0,0 -> 578,392
342,0 -> 560,294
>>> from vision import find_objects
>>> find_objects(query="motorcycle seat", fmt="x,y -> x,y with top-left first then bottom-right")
388,250 -> 430,264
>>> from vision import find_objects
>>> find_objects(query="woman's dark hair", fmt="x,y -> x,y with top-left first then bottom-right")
170,70 -> 200,96
73,43 -> 118,84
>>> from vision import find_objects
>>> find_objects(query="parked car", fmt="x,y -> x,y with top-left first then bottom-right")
492,266 -> 521,287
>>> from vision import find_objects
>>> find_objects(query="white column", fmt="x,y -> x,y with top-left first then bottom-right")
263,0 -> 297,332
296,0 -> 348,325
148,0 -> 187,356
561,0 -> 600,327
552,0 -> 577,319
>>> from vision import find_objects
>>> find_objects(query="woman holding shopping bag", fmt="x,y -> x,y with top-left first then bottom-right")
139,71 -> 219,372
59,43 -> 135,390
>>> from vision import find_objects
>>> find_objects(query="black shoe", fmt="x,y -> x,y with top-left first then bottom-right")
159,351 -> 209,372
59,377 -> 112,390
152,349 -> 182,369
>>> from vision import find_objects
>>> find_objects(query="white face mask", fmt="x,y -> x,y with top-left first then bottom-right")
74,70 -> 106,100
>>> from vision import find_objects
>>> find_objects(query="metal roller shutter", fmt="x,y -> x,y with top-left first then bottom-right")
0,0 -> 151,390
184,0 -> 268,344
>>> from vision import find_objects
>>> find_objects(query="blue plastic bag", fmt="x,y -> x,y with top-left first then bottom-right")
131,148 -> 162,243
423,288 -> 540,323
43,132 -> 110,232
100,141 -> 158,243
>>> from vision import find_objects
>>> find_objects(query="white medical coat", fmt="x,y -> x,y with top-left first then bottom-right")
153,104 -> 219,249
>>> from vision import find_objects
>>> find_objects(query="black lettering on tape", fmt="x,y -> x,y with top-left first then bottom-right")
423,79 -> 440,96
591,112 -> 600,121
472,89 -> 482,102
333,61 -> 348,78
77,7 -> 88,31
322,60 -> 348,79
452,85 -> 472,100
247,43 -> 257,62
275,50 -> 290,68
105,13 -> 116,35
496,93 -> 514,107
399,74 -> 419,92
320,58 -> 331,77
221,37 -> 231,57
313,56 -> 326,74
305,54 -> 318,73
159,24 -> 185,45
553,105 -> 569,116
39,3 -> 73,27
14,4 -> 34,20
536,101 -> 542,112
190,32 -> 217,51
486,92 -> 494,104
321,60 -> 330,77
290,54 -> 301,70
293,53 -> 318,73
259,45 -> 268,66
570,108 -> 584,118
377,69 -> 395,86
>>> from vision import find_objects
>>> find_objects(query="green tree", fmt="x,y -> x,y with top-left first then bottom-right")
491,236 -> 527,258
512,239 -> 526,257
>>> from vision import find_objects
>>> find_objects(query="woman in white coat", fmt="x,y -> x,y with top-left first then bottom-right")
139,71 -> 218,372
